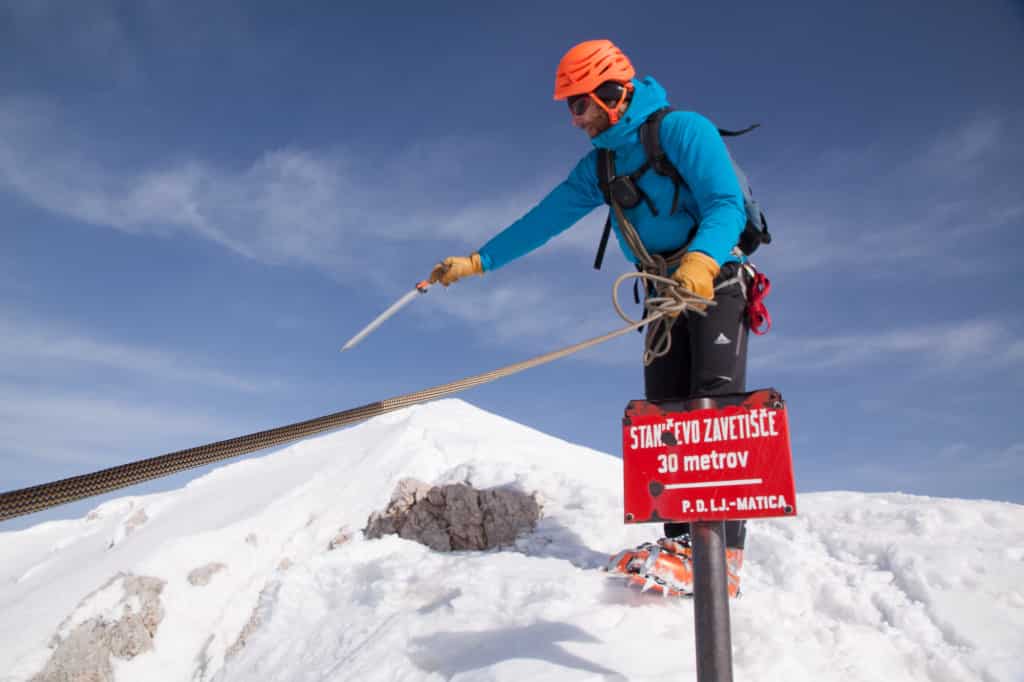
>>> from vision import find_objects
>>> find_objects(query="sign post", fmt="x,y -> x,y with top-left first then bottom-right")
621,389 -> 796,682
691,519 -> 731,682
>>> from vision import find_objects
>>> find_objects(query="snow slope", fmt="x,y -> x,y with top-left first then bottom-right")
1,399 -> 1022,682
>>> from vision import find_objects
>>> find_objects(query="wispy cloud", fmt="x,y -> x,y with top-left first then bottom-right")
842,440 -> 1024,502
753,112 -> 1023,276
0,385 -> 236,468
0,314 -> 274,480
1,2 -> 142,85
13,91 -> 944,292
0,97 -> 585,285
934,441 -> 1024,475
0,312 -> 279,393
424,282 -> 611,350
422,283 -> 1024,378
916,115 -> 1001,176
752,319 -> 1022,373
0,94 -> 637,365
4,96 -> 1020,370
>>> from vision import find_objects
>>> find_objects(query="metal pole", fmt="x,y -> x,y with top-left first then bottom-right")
687,396 -> 733,682
691,520 -> 733,682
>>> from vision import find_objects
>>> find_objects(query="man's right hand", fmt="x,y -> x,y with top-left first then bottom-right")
429,253 -> 484,286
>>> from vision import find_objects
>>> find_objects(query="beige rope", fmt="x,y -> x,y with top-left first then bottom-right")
0,272 -> 709,523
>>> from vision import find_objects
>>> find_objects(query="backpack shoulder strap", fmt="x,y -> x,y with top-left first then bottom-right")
596,149 -> 613,204
717,123 -> 760,137
640,107 -> 688,215
594,149 -> 614,270
640,107 -> 674,174
593,214 -> 612,271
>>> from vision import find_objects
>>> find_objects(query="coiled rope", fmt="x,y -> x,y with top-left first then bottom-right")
611,271 -> 715,366
608,200 -> 718,366
0,273 -> 707,523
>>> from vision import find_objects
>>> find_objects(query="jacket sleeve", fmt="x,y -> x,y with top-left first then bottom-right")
477,152 -> 605,271
661,112 -> 746,265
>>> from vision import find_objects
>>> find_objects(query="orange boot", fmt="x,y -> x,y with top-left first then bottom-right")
606,538 -> 745,599
605,538 -> 694,597
726,547 -> 743,598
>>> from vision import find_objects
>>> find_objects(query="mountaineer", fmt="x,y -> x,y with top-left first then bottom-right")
430,39 -> 770,597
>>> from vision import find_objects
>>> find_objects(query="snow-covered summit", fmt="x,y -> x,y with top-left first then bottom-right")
1,399 -> 1022,681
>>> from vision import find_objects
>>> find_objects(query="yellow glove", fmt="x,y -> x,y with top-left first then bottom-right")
429,253 -> 484,286
671,251 -> 720,310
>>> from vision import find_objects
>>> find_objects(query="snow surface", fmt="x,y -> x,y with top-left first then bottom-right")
1,399 -> 1022,681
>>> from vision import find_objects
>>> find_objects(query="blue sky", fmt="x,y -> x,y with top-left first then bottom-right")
2,0 -> 1023,530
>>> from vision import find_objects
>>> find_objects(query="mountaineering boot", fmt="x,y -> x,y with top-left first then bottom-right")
726,547 -> 743,598
605,537 -> 745,598
605,537 -> 694,597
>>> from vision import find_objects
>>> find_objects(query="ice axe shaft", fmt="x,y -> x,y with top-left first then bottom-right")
341,280 -> 431,351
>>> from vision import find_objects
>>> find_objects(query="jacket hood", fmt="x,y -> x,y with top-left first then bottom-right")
591,76 -> 670,150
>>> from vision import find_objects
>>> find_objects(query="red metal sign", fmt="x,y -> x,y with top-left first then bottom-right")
622,389 -> 796,523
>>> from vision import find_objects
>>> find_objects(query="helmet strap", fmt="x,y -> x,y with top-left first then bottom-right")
588,82 -> 633,125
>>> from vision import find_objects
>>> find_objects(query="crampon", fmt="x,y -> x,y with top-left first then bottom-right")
604,537 -> 743,598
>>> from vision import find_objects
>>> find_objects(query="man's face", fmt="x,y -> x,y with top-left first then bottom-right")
569,95 -> 613,138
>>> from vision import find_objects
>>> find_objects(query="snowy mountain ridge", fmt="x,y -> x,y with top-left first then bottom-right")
1,399 -> 1022,681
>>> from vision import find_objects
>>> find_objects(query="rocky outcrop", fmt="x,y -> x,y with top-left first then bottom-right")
225,581 -> 281,660
32,573 -> 165,682
187,563 -> 227,587
364,478 -> 541,552
327,527 -> 352,551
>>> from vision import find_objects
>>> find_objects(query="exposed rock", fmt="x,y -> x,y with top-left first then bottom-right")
193,634 -> 215,682
107,506 -> 150,549
244,533 -> 258,547
364,478 -> 541,552
187,563 -> 227,587
32,574 -> 165,682
327,527 -> 353,551
124,509 -> 149,536
226,581 -> 281,660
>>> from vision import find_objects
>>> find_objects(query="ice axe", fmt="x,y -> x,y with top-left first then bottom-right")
340,279 -> 433,351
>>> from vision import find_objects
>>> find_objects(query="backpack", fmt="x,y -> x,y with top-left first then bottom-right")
593,107 -> 771,270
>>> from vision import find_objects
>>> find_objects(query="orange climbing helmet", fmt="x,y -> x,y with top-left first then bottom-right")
553,39 -> 636,101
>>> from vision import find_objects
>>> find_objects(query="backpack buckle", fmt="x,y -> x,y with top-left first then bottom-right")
609,175 -> 643,209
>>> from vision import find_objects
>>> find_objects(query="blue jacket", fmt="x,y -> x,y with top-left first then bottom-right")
477,76 -> 746,273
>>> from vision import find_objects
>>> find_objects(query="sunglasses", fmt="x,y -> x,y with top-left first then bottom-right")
567,94 -> 592,117
567,82 -> 629,117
